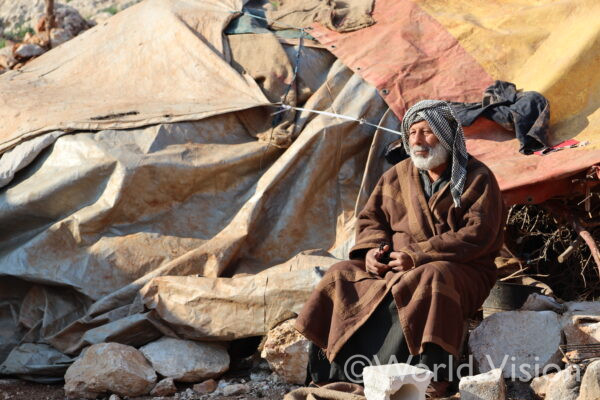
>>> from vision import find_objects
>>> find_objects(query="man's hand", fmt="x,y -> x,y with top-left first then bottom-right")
388,251 -> 414,271
365,245 -> 391,276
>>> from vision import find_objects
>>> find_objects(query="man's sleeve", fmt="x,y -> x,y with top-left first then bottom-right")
348,175 -> 393,260
400,171 -> 505,266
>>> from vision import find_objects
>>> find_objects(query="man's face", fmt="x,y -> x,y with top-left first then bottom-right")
408,120 -> 449,170
408,120 -> 440,156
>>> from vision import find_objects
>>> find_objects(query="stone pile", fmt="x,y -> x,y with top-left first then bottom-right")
461,298 -> 600,400
61,319 -> 307,399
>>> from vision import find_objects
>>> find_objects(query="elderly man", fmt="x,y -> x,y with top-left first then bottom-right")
295,100 -> 505,396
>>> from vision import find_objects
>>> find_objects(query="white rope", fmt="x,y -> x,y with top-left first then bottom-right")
272,104 -> 402,136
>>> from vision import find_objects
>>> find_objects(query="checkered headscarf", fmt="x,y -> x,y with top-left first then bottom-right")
400,100 -> 468,207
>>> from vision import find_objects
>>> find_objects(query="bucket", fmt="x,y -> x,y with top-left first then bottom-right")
482,281 -> 543,317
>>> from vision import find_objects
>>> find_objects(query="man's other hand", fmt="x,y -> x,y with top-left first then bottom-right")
365,245 -> 391,276
388,251 -> 414,271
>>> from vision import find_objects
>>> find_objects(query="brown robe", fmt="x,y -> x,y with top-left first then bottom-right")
295,156 -> 505,361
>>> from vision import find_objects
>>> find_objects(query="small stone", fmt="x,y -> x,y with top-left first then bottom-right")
530,372 -> 557,398
50,28 -> 74,48
261,319 -> 309,384
150,378 -> 177,397
14,44 -> 45,59
363,363 -> 434,400
140,337 -> 229,382
192,379 -> 217,394
468,311 -> 563,379
108,395 -> 121,400
64,342 -> 156,399
459,369 -> 506,400
579,359 -> 600,400
222,383 -> 249,396
544,366 -> 580,400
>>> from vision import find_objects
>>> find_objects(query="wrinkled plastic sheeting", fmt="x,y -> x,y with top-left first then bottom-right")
0,278 -> 31,365
0,343 -> 74,383
0,60 -> 391,365
0,0 -> 269,154
140,251 -> 339,340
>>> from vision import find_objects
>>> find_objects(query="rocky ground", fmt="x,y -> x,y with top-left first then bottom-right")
0,0 -> 143,72
0,370 -> 300,400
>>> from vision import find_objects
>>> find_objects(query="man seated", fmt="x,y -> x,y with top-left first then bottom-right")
294,100 -> 505,397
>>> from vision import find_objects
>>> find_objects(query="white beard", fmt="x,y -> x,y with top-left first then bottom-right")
410,142 -> 450,170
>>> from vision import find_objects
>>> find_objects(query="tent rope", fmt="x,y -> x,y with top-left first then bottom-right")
271,104 -> 403,136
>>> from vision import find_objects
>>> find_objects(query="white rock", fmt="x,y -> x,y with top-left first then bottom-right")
150,378 -> 177,397
544,366 -> 580,400
468,311 -> 563,379
260,319 -> 309,384
579,359 -> 600,400
14,43 -> 44,59
530,372 -> 556,398
362,363 -> 433,400
64,342 -> 156,399
459,369 -> 506,400
108,395 -> 120,400
222,383 -> 249,396
140,337 -> 229,382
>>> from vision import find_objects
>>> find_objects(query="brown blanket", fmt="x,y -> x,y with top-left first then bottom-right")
295,157 -> 505,361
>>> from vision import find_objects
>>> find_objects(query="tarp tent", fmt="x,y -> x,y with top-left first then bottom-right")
0,0 -> 598,379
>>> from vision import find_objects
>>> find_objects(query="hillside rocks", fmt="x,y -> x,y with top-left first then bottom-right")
64,342 -> 156,399
0,0 -> 139,32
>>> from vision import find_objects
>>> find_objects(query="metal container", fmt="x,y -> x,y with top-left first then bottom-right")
482,281 -> 543,317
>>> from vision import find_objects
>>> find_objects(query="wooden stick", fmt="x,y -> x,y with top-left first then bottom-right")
45,0 -> 55,48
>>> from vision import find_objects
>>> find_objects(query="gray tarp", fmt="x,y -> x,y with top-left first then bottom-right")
0,0 -> 395,379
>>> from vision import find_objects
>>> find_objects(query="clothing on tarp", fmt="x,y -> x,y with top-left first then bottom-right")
295,157 -> 505,363
450,81 -> 550,154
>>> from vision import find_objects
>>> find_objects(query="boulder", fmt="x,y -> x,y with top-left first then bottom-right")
579,359 -> 600,400
64,342 -> 156,399
193,379 -> 217,394
14,44 -> 45,59
530,372 -> 556,398
544,366 -> 580,400
261,319 -> 310,384
468,311 -> 563,379
35,5 -> 89,37
140,337 -> 229,382
150,377 -> 177,397
50,28 -> 74,47
459,369 -> 506,400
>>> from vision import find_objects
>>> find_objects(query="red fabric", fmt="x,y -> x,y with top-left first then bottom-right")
310,0 -> 493,117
